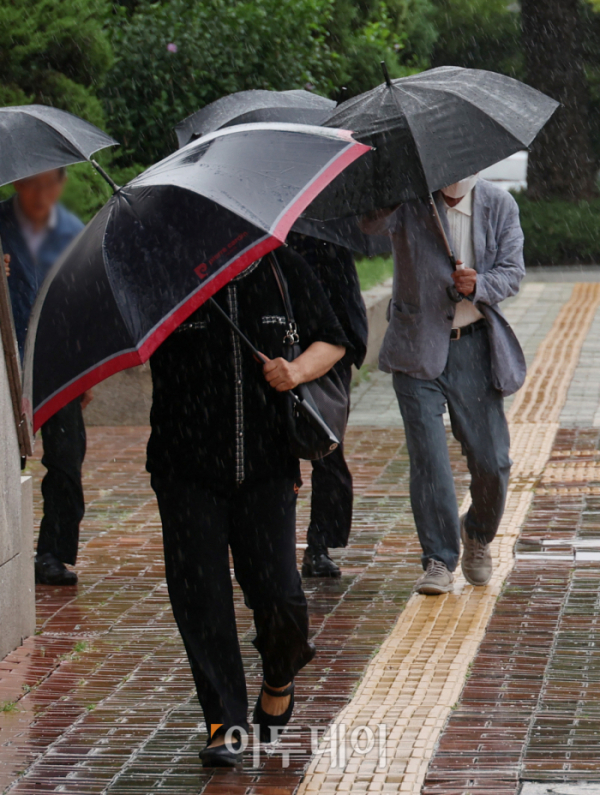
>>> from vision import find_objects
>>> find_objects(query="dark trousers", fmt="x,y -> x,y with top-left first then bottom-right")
37,399 -> 86,565
307,365 -> 353,549
151,475 -> 314,734
393,326 -> 511,573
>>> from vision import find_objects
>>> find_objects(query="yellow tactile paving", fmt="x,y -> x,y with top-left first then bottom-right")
298,283 -> 600,795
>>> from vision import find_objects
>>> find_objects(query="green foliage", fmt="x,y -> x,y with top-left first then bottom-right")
430,0 -> 522,78
581,4 -> 600,166
102,0 -> 438,166
327,0 -> 438,98
355,255 -> 394,290
515,194 -> 600,265
0,0 -> 113,122
102,0 -> 338,166
60,162 -> 144,223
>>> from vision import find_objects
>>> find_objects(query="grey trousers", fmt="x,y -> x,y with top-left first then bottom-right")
393,326 -> 511,572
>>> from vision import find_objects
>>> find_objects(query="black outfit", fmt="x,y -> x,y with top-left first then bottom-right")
287,235 -> 368,549
36,399 -> 86,566
147,249 -> 348,734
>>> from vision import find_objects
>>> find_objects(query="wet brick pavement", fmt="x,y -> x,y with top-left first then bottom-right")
422,429 -> 600,795
0,425 -> 470,794
5,275 -> 600,794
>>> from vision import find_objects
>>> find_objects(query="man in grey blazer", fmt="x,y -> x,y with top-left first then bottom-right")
362,176 -> 526,594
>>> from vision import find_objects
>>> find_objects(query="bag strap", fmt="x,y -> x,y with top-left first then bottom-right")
269,253 -> 299,346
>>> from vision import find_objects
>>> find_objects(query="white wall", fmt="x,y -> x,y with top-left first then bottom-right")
0,344 -> 35,660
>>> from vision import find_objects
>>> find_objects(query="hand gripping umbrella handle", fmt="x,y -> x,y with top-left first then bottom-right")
208,297 -> 339,448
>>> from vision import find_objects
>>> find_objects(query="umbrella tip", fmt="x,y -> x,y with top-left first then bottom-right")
380,61 -> 393,89
336,86 -> 348,106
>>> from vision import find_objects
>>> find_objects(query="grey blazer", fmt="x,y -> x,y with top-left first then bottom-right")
362,179 -> 526,396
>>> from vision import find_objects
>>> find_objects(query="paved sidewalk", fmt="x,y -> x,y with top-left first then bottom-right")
3,275 -> 600,794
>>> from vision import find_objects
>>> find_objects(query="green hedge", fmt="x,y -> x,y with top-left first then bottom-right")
355,255 -> 394,291
515,194 -> 600,266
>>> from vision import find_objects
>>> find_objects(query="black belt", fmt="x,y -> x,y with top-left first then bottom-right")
450,318 -> 486,340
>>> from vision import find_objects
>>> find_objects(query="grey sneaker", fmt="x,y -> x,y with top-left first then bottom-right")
460,515 -> 493,586
415,559 -> 455,595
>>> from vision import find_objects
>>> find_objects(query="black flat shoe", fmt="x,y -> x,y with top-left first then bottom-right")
253,680 -> 295,743
35,552 -> 78,586
199,738 -> 243,767
302,544 -> 341,578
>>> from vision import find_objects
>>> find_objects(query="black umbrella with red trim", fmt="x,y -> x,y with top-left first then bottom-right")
23,122 -> 369,432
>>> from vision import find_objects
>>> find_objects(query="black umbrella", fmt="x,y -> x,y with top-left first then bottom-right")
291,215 -> 390,257
175,89 -> 336,147
307,65 -> 559,221
0,105 -> 117,187
175,91 -> 389,257
23,122 -> 369,431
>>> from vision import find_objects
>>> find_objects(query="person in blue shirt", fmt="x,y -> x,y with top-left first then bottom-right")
0,168 -> 92,586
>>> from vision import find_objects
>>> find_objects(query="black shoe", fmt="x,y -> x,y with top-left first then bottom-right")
302,544 -> 341,578
252,680 -> 295,743
199,737 -> 243,767
35,552 -> 78,586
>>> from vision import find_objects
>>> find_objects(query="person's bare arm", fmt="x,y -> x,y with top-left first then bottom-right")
262,342 -> 345,392
3,253 -> 10,277
80,389 -> 94,409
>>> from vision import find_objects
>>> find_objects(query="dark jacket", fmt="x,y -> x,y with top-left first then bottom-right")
286,233 -> 368,369
0,197 -> 84,357
146,249 -> 348,488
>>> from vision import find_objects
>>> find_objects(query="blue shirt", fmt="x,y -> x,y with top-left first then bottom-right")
0,198 -> 83,357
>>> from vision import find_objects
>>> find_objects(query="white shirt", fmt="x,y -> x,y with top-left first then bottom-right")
13,196 -> 58,262
444,188 -> 483,328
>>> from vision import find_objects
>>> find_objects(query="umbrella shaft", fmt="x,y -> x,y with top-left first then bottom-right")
90,160 -> 120,193
208,297 -> 266,363
0,238 -> 32,458
428,193 -> 457,268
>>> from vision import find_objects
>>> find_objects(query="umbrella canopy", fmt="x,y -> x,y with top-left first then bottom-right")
306,66 -> 559,220
0,105 -> 118,187
24,122 -> 369,432
174,91 -> 387,257
175,89 -> 336,147
292,215 -> 391,257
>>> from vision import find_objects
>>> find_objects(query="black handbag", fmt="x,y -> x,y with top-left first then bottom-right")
268,253 -> 349,461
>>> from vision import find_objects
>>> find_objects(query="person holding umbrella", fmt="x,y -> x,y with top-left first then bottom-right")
147,248 -> 348,766
307,66 -> 559,595
0,104 -> 117,585
22,125 -> 369,767
0,168 -> 92,586
361,173 -> 524,594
